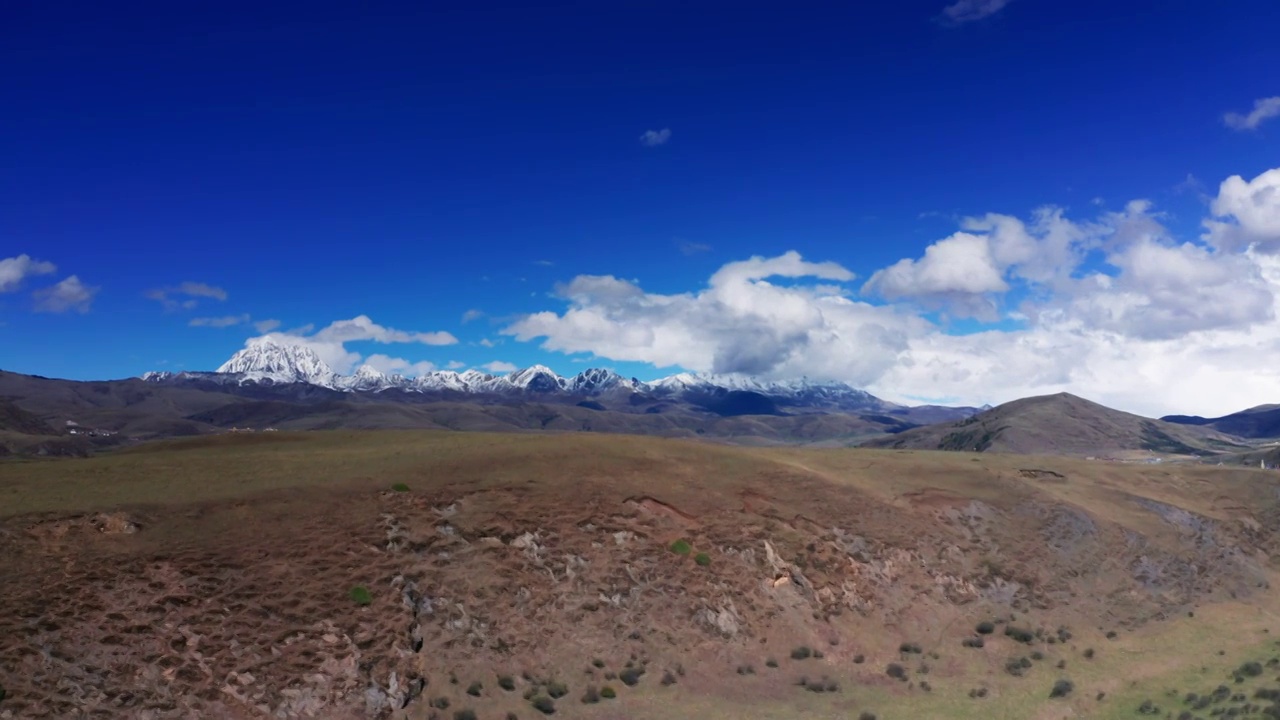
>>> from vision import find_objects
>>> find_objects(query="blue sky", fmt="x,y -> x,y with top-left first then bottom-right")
3,0 -> 1280,415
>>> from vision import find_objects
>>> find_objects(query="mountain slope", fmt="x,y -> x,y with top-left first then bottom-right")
865,392 -> 1248,457
1162,404 -> 1280,439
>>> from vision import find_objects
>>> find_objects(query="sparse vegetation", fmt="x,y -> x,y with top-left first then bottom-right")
466,681 -> 482,697
1005,626 -> 1035,644
391,482 -> 410,492
791,646 -> 812,660
621,668 -> 645,686
886,663 -> 907,681
899,641 -> 923,654
580,686 -> 599,704
545,681 -> 568,699
453,711 -> 477,720
765,658 -> 778,668
600,686 -> 616,699
694,552 -> 711,566
530,696 -> 555,715
1049,679 -> 1074,698
976,621 -> 996,635
348,585 -> 372,606
669,539 -> 692,555
498,675 -> 516,691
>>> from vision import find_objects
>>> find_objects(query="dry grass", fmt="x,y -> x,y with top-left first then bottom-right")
2,430 -> 1279,719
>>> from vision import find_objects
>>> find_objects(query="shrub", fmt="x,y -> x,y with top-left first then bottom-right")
886,663 -> 907,681
736,664 -> 754,675
349,585 -> 372,606
853,654 -> 865,664
859,713 -> 877,720
976,621 -> 996,635
1005,626 -> 1035,644
531,696 -> 555,715
1137,699 -> 1158,715
1083,648 -> 1095,659
581,686 -> 599,704
962,637 -> 984,649
1106,630 -> 1118,639
430,697 -> 450,709
765,658 -> 778,668
591,658 -> 604,669
1239,661 -> 1264,678
1050,679 -> 1074,698
546,681 -> 568,699
694,552 -> 711,566
813,650 -> 824,659
391,482 -> 410,492
620,668 -> 644,686
920,681 -> 932,692
498,675 -> 516,691
1030,651 -> 1044,661
600,686 -> 616,699
659,670 -> 675,686
454,711 -> 477,720
791,646 -> 812,660
1056,659 -> 1066,669
466,681 -> 483,697
900,642 -> 923,654
669,539 -> 692,555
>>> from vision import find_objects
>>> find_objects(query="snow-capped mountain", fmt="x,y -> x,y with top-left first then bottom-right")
216,341 -> 338,386
139,338 -> 947,417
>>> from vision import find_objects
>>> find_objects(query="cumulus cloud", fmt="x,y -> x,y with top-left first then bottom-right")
189,314 -> 251,328
639,128 -> 671,147
0,254 -> 57,292
482,361 -> 518,373
1204,168 -> 1280,253
1224,96 -> 1280,131
236,315 -> 458,375
33,275 -> 98,313
147,281 -> 228,311
939,0 -> 1013,24
504,163 -> 1280,417
362,354 -> 437,377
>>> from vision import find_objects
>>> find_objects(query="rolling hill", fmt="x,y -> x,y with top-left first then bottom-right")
863,392 -> 1249,457
1162,404 -> 1280,439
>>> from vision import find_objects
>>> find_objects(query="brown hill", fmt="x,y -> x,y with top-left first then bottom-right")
863,392 -> 1248,457
3,431 -> 1280,718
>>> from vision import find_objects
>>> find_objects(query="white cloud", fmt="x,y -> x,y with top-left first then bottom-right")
482,361 -> 518,373
505,164 -> 1280,417
461,309 -> 485,324
862,232 -> 1008,319
1224,96 -> 1280,131
33,275 -> 98,313
237,315 -> 458,375
533,259 -> 554,267
253,319 -> 281,333
446,360 -> 466,370
1204,168 -> 1280,253
363,353 -> 437,377
189,314 -> 251,328
939,0 -> 1013,24
147,281 -> 228,311
478,338 -> 497,348
639,128 -> 672,147
0,254 -> 57,292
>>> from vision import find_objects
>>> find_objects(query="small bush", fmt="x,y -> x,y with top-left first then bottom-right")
886,663 -> 907,681
736,664 -> 754,675
1005,626 -> 1035,644
900,642 -> 923,654
920,681 -> 932,692
1106,630 -> 1118,639
620,668 -> 644,686
791,646 -> 812,660
859,713 -> 877,720
659,670 -> 675,686
391,482 -> 410,492
1050,679 -> 1074,698
1137,699 -> 1158,715
1083,648 -> 1095,659
349,585 -> 372,605
669,539 -> 692,555
1031,651 -> 1044,661
694,552 -> 711,566
498,675 -> 516,691
600,685 -> 616,699
581,686 -> 599,704
976,621 -> 996,635
546,681 -> 568,699
765,658 -> 778,668
1239,661 -> 1264,678
813,649 -> 824,659
430,697 -> 450,709
853,654 -> 865,664
454,711 -> 477,720
591,658 -> 604,668
962,637 -> 984,649
466,681 -> 483,697
531,696 -> 555,715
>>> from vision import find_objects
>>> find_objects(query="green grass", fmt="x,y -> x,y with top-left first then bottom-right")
390,482 -> 410,492
348,585 -> 372,606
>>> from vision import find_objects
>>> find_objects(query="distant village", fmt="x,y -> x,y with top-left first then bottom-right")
63,420 -> 116,438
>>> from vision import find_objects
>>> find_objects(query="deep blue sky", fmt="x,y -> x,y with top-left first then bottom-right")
3,0 -> 1278,391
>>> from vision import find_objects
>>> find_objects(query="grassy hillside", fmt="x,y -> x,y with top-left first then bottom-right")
865,392 -> 1248,457
4,430 -> 1280,718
